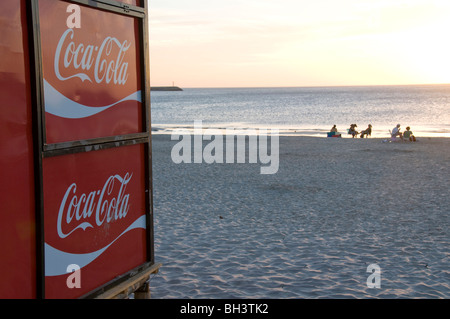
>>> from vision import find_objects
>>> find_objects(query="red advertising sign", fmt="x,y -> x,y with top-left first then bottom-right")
39,0 -> 143,144
36,0 -> 152,298
43,144 -> 148,298
0,0 -> 151,299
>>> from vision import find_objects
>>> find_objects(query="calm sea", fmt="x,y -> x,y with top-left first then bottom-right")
150,85 -> 450,137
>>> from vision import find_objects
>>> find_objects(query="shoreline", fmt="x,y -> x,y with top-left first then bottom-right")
151,123 -> 450,138
152,134 -> 450,142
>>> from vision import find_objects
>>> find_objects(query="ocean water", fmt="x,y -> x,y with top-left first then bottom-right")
150,85 -> 450,137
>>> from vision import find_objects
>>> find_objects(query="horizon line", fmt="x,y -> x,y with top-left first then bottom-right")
150,82 -> 450,90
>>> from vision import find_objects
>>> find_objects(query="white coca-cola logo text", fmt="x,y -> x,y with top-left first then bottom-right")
54,28 -> 130,85
57,173 -> 133,239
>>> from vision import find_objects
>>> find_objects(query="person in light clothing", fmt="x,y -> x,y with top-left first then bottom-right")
391,124 -> 402,139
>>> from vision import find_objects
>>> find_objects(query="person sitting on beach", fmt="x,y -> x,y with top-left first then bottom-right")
327,125 -> 341,137
391,124 -> 402,139
403,126 -> 416,142
360,124 -> 372,138
348,124 -> 358,138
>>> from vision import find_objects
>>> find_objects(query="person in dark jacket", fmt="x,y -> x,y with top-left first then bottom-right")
360,124 -> 372,138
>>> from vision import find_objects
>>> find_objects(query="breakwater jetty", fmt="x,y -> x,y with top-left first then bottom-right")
151,86 -> 183,91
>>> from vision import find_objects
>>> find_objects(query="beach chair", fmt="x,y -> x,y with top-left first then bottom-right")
388,129 -> 403,142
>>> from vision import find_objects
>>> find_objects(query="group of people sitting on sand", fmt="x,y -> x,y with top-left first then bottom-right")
329,123 -> 373,138
328,123 -> 417,141
390,123 -> 416,142
347,123 -> 372,138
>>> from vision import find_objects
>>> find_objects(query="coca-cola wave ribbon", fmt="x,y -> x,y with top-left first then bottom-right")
43,79 -> 142,119
45,214 -> 146,276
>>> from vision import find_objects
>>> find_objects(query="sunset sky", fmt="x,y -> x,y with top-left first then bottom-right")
148,0 -> 450,88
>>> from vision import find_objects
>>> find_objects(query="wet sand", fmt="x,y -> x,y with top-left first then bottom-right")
150,135 -> 449,298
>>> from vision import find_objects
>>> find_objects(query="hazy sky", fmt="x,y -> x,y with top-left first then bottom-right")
148,0 -> 450,88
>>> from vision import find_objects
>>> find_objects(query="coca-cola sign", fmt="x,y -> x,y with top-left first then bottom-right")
39,0 -> 150,299
43,144 -> 147,299
56,172 -> 132,239
54,28 -> 131,85
38,0 -> 143,143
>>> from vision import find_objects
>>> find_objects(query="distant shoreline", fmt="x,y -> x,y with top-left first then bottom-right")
151,86 -> 183,91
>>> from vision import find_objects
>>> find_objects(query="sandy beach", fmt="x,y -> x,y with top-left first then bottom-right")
149,134 -> 449,298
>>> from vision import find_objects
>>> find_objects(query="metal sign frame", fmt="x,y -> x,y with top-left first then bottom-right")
26,0 -> 154,299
